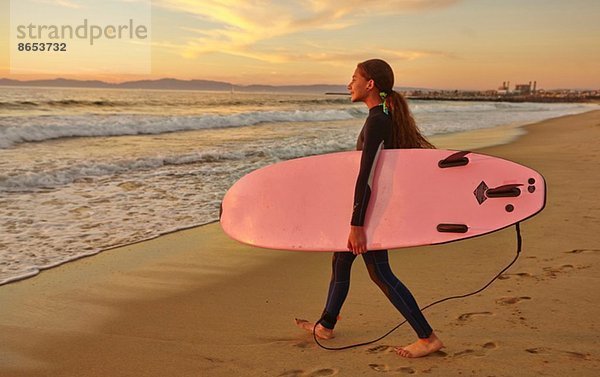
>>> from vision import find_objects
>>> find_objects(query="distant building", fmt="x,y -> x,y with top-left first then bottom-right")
497,81 -> 510,95
514,84 -> 530,95
514,81 -> 537,95
497,81 -> 538,96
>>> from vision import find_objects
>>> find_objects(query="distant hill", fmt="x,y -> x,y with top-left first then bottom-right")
0,78 -> 424,93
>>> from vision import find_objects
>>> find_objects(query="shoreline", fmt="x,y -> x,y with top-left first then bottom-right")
0,220 -> 222,286
429,120 -> 527,151
0,111 -> 580,287
0,112 -> 573,287
1,110 -> 599,376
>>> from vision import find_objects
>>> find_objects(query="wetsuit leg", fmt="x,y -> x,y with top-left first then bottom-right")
362,250 -> 433,339
320,251 -> 356,329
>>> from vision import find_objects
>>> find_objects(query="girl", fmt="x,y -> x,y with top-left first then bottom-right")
296,59 -> 443,358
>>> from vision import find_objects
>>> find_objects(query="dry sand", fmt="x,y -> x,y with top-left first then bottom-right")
1,110 -> 599,376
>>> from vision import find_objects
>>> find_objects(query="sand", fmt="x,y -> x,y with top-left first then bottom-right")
1,110 -> 599,377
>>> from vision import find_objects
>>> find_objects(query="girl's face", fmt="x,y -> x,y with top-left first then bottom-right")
347,67 -> 373,103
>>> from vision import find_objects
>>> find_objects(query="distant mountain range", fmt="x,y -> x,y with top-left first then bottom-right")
0,77 -> 425,93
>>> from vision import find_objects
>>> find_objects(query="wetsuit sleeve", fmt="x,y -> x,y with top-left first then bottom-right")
351,117 -> 385,226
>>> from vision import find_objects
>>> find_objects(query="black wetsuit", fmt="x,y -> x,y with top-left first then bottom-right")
351,104 -> 392,226
320,105 -> 433,339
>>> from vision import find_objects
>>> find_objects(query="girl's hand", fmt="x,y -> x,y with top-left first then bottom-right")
347,226 -> 367,255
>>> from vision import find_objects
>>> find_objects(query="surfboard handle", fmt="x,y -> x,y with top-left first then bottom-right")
438,151 -> 470,168
486,184 -> 522,198
437,223 -> 469,233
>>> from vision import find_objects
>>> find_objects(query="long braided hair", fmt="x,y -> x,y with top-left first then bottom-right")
357,59 -> 435,149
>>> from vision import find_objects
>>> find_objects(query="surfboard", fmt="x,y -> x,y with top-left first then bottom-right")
220,149 -> 546,251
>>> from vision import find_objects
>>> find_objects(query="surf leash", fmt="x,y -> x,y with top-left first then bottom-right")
312,222 -> 523,351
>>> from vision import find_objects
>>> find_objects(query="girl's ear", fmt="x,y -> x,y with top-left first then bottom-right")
366,79 -> 375,91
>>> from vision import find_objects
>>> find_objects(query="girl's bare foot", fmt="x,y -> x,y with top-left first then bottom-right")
294,318 -> 334,340
395,332 -> 444,358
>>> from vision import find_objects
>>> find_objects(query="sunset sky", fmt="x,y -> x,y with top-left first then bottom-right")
1,0 -> 599,90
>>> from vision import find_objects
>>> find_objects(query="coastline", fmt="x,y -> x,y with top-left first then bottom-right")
429,121 -> 527,151
0,112 -> 560,287
1,110 -> 599,376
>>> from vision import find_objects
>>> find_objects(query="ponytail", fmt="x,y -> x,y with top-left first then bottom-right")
385,91 -> 435,149
357,59 -> 434,149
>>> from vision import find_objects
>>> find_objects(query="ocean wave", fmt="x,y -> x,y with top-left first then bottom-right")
0,108 -> 362,149
0,96 -> 352,111
410,101 -> 596,114
0,150 -> 248,191
0,137 -> 353,191
0,99 -> 126,109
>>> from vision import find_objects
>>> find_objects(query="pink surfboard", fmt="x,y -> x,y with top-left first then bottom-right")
220,149 -> 546,251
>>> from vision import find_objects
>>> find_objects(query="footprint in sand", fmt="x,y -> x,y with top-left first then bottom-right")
495,296 -> 531,305
526,347 -> 591,360
278,368 -> 338,377
564,248 -> 600,254
453,349 -> 478,357
368,364 -> 415,374
457,311 -> 494,321
366,345 -> 395,354
543,264 -> 591,279
500,272 -> 536,280
452,342 -> 498,358
543,265 -> 572,276
293,341 -> 312,349
526,347 -> 549,355
307,369 -> 338,377
563,351 -> 591,360
368,364 -> 390,372
366,344 -> 446,358
482,342 -> 497,349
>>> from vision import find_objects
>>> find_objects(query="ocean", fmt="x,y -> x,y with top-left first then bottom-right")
0,86 -> 596,285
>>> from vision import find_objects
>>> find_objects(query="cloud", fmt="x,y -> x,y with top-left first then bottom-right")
155,0 -> 460,62
380,48 -> 457,61
224,48 -> 456,69
34,0 -> 82,9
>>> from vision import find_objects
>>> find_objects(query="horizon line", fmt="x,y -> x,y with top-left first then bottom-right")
0,77 -> 598,92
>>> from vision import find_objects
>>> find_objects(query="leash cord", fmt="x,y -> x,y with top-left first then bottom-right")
313,222 -> 522,351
